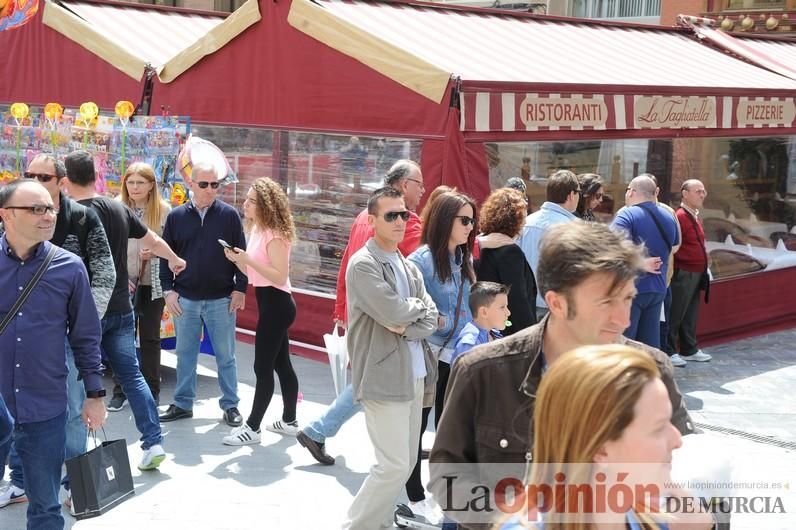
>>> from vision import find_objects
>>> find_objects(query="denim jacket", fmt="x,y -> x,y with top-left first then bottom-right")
409,245 -> 473,349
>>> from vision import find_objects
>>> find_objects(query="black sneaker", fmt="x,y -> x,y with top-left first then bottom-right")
159,404 -> 193,422
223,407 -> 243,427
107,395 -> 126,412
297,431 -> 335,465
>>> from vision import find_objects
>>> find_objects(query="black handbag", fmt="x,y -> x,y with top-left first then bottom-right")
65,433 -> 135,520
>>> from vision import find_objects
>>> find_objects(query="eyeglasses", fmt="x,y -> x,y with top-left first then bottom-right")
593,192 -> 604,200
384,210 -> 411,222
23,172 -> 57,183
126,180 -> 151,188
196,181 -> 220,189
406,178 -> 425,189
4,204 -> 59,216
626,187 -> 635,193
455,216 -> 476,227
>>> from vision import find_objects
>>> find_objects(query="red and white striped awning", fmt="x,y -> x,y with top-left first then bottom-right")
42,0 -> 261,82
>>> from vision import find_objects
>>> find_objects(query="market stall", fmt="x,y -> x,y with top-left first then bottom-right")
3,0 -> 796,349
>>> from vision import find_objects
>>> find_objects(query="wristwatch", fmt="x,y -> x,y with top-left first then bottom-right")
86,389 -> 106,399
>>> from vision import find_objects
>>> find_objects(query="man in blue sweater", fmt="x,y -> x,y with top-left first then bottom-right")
158,162 -> 248,427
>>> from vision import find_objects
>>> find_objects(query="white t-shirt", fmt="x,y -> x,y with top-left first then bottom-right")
385,251 -> 427,380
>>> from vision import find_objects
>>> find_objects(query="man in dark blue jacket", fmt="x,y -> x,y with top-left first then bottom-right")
158,162 -> 248,426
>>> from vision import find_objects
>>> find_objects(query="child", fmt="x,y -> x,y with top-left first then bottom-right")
450,281 -> 510,365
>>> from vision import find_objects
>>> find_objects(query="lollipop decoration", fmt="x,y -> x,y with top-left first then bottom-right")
43,102 -> 63,153
10,102 -> 29,175
77,101 -> 99,148
115,100 -> 135,173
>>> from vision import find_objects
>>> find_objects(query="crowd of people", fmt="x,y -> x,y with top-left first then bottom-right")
0,152 -> 717,530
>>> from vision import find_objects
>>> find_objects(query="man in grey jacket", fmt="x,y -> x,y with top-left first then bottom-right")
343,187 -> 438,530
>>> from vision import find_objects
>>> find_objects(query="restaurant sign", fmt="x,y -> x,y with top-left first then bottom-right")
634,96 -> 716,129
736,99 -> 796,128
519,95 -> 608,129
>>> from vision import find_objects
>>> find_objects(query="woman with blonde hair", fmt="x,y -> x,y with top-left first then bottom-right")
222,177 -> 300,444
499,345 -> 712,530
108,162 -> 171,409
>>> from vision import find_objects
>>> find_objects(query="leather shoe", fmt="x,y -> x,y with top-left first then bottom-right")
297,431 -> 335,465
159,404 -> 193,422
223,407 -> 243,427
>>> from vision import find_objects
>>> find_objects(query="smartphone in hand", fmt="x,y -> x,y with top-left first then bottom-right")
218,239 -> 239,253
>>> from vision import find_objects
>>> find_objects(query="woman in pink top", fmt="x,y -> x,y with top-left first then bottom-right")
222,177 -> 300,445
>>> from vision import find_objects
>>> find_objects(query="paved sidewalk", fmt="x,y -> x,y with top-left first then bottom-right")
1,328 -> 795,529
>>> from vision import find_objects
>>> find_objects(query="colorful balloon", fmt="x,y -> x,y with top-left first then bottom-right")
9,102 -> 29,121
43,102 -> 63,121
79,102 -> 99,123
114,100 -> 135,120
0,0 -> 39,32
177,135 -> 235,183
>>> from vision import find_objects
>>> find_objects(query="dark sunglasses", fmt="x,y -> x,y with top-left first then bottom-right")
196,181 -> 221,189
4,204 -> 59,215
384,210 -> 411,222
592,192 -> 604,200
455,216 -> 476,227
23,172 -> 57,183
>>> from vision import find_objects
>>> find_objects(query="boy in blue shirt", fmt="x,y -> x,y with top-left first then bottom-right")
451,282 -> 510,365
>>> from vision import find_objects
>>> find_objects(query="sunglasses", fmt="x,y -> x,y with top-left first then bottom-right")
23,172 -> 57,183
384,210 -> 411,222
196,181 -> 220,189
455,216 -> 476,227
593,192 -> 604,200
4,204 -> 59,216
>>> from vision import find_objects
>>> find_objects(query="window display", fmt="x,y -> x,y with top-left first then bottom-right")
487,136 -> 796,279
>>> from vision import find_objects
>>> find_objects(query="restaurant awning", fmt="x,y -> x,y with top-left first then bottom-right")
289,0 -> 796,134
42,0 -> 261,82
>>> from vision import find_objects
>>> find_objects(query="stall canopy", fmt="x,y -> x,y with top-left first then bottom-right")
41,0 -> 260,82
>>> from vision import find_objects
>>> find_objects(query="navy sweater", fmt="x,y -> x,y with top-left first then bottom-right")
160,200 -> 248,300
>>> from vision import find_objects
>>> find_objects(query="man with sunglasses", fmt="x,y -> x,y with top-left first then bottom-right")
62,150 -> 186,473
297,159 -> 425,465
343,186 -> 438,530
518,169 -> 580,318
0,179 -> 106,530
157,162 -> 248,428
0,154 -> 115,510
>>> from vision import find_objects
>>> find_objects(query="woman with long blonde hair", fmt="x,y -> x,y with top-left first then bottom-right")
109,162 -> 171,409
499,345 -> 712,530
222,177 -> 300,445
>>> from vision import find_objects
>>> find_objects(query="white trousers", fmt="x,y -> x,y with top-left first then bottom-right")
343,379 -> 425,530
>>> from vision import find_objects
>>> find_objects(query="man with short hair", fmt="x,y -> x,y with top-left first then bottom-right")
63,150 -> 185,470
296,160 -> 425,465
0,179 -> 106,530
429,221 -> 694,530
0,153 -> 115,508
518,169 -> 580,316
157,162 -> 248,427
612,174 -> 680,349
668,179 -> 712,366
343,187 -> 438,530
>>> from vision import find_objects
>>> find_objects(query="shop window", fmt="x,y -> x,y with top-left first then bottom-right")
570,0 -> 660,19
726,0 -> 786,9
487,136 -> 796,279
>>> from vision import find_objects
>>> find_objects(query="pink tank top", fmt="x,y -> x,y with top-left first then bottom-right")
246,227 -> 292,293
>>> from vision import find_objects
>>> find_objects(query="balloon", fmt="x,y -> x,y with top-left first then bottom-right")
177,135 -> 235,183
79,102 -> 99,123
10,102 -> 29,121
0,0 -> 38,32
114,100 -> 135,120
44,102 -> 63,121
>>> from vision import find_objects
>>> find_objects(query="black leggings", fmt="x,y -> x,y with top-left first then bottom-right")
247,287 -> 298,431
406,360 -> 451,502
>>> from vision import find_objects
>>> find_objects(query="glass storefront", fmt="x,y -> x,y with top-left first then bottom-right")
486,136 -> 796,279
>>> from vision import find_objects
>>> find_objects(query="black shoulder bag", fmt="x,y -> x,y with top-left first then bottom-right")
0,245 -> 58,336
637,202 -> 674,254
678,207 -> 711,304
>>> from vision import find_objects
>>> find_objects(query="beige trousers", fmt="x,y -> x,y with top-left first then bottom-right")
342,378 -> 425,530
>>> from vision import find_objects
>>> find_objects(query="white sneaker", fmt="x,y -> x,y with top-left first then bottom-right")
138,444 -> 166,471
670,354 -> 687,367
223,423 -> 262,446
0,485 -> 27,508
688,350 -> 713,362
408,499 -> 443,525
265,420 -> 299,437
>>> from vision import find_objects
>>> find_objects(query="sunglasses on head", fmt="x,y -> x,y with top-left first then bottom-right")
384,210 -> 410,222
196,181 -> 220,189
23,172 -> 57,183
455,216 -> 476,227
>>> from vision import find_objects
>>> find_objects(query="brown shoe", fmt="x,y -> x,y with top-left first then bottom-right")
297,431 -> 335,465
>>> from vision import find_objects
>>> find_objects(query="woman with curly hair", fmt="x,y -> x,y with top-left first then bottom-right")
222,177 -> 300,444
476,188 -> 537,334
575,173 -> 605,222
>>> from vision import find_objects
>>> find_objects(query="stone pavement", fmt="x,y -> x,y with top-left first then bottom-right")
1,328 -> 795,529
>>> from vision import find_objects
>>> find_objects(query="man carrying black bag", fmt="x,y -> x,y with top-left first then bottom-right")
0,180 -> 106,530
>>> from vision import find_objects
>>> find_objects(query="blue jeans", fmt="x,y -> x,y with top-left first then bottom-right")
303,383 -> 361,443
0,394 -> 11,448
102,311 -> 162,449
14,411 -> 67,530
625,291 -> 666,349
173,297 -> 239,411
